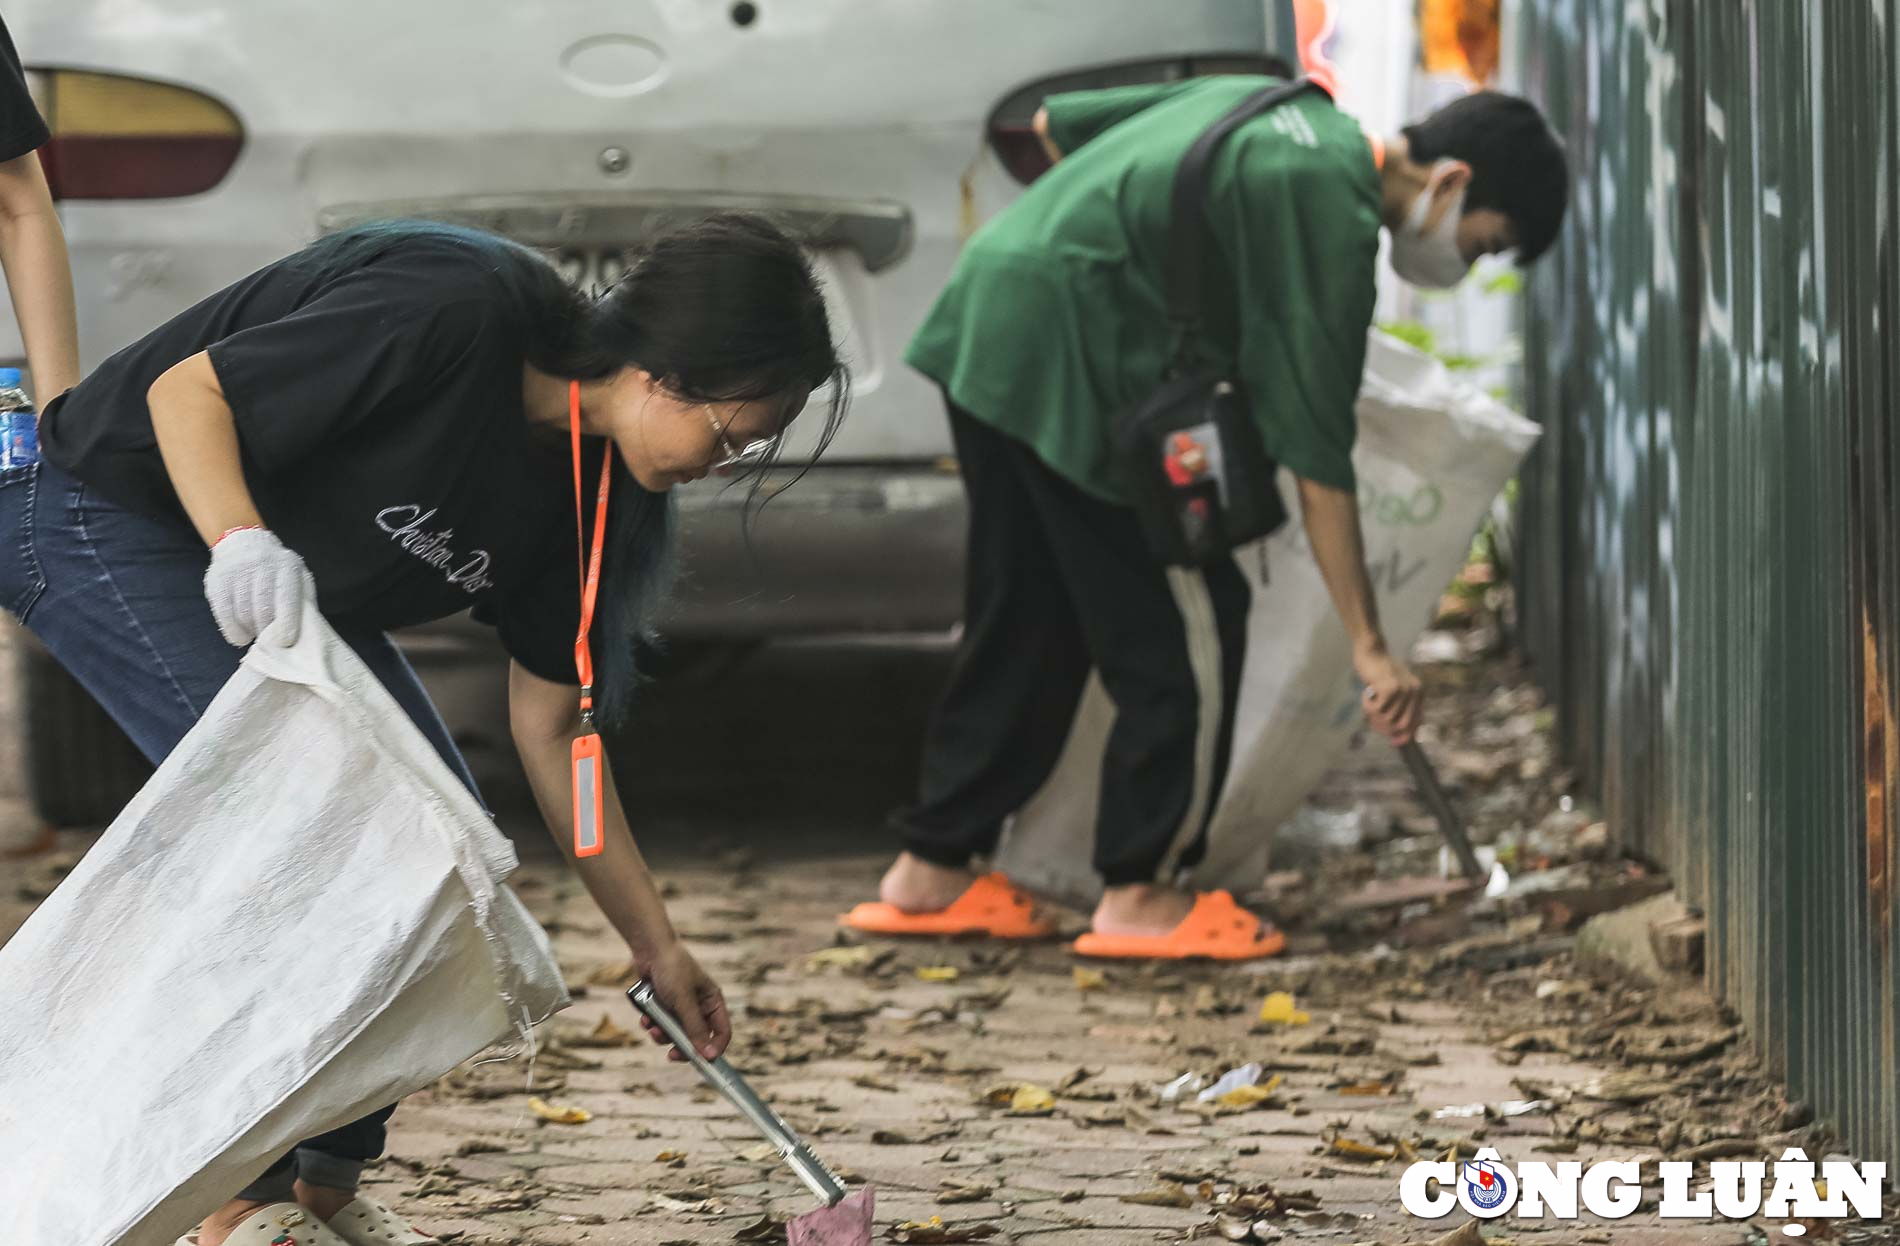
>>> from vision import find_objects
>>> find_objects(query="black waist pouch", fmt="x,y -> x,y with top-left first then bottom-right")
1115,78 -> 1321,566
1115,372 -> 1285,566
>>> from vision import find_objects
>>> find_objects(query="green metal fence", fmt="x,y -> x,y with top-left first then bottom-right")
1515,0 -> 1900,1163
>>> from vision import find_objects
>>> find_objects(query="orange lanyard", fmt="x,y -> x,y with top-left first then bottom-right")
570,380 -> 613,724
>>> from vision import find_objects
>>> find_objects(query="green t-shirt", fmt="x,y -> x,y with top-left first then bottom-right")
905,76 -> 1381,499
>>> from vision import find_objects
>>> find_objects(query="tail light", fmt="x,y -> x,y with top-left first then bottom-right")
27,70 -> 243,201
986,53 -> 1286,185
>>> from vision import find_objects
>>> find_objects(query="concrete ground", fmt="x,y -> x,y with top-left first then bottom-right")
3,626 -> 1890,1245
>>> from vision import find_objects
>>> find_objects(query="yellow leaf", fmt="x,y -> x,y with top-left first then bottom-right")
528,1097 -> 591,1125
1217,1073 -> 1285,1109
1007,1084 -> 1056,1115
806,946 -> 876,970
1257,991 -> 1311,1026
1073,967 -> 1106,991
1328,1136 -> 1397,1161
917,965 -> 961,982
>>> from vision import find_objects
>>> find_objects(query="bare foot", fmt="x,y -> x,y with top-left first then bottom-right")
294,1179 -> 356,1221
878,852 -> 976,912
196,1199 -> 285,1246
1091,884 -> 1196,937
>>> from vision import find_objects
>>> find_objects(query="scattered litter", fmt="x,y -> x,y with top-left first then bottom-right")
916,966 -> 961,983
527,1097 -> 591,1125
935,1180 -> 993,1204
1197,1063 -> 1264,1103
1256,993 -> 1311,1026
1534,978 -> 1590,1001
1073,967 -> 1106,991
1430,1099 -> 1552,1120
648,1192 -> 717,1213
1157,1071 -> 1207,1103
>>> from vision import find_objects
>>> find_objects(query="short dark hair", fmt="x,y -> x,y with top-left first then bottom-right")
297,216 -> 848,724
1402,91 -> 1569,265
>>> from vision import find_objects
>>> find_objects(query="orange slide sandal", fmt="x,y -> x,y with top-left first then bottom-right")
1070,890 -> 1285,961
839,872 -> 1057,939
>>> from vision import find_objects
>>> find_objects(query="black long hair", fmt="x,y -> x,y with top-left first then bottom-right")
294,216 -> 849,724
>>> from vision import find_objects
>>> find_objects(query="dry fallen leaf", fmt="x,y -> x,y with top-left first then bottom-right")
733,1213 -> 790,1242
807,946 -> 877,971
1119,1184 -> 1194,1209
1217,1073 -> 1286,1110
1073,967 -> 1106,991
917,965 -> 962,982
527,1097 -> 591,1125
852,1074 -> 900,1093
654,1149 -> 687,1167
886,1218 -> 1001,1243
566,1014 -> 639,1048
1007,1084 -> 1056,1116
1257,992 -> 1311,1026
1327,1136 -> 1396,1162
936,1180 -> 994,1204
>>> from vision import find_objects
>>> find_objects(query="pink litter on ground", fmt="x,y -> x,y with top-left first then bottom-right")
788,1186 -> 875,1246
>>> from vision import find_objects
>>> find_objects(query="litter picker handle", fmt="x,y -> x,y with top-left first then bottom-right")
1398,741 -> 1487,883
626,981 -> 847,1207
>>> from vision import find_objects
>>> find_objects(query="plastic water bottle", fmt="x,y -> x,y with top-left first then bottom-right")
0,367 -> 36,469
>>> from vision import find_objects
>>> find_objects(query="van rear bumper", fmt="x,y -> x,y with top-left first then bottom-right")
664,462 -> 968,637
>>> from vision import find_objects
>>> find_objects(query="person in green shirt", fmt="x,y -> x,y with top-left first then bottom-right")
842,78 -> 1569,960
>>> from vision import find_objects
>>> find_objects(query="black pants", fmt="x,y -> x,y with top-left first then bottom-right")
894,404 -> 1250,887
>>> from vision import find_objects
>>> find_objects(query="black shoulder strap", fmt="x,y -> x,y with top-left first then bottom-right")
1166,78 -> 1325,364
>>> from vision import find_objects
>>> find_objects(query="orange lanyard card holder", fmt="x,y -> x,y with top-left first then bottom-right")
569,380 -> 613,858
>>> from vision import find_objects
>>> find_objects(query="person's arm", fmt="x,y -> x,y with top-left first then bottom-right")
1031,106 -> 1063,165
1296,476 -> 1421,744
1039,79 -> 1201,155
148,349 -> 317,647
0,150 -> 78,402
147,350 -> 265,543
507,660 -> 731,1062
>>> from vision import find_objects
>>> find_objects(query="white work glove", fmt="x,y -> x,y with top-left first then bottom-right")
203,527 -> 317,648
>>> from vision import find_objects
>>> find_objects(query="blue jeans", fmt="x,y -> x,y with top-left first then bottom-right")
0,457 -> 483,1199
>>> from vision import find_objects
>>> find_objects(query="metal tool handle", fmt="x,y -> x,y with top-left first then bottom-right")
626,981 -> 847,1207
1398,741 -> 1487,883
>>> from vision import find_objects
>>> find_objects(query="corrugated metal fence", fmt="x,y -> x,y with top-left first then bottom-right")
1515,0 -> 1900,1163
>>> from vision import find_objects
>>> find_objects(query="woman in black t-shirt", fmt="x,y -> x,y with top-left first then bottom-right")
5,215 -> 845,1246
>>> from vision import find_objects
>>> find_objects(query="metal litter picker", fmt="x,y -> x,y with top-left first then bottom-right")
627,981 -> 875,1245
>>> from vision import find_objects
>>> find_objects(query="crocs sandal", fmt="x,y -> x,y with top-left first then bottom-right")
1071,890 -> 1286,961
175,1203 -> 354,1246
324,1196 -> 438,1246
839,871 -> 1057,939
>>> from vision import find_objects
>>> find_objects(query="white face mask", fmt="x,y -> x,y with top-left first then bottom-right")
1390,164 -> 1472,289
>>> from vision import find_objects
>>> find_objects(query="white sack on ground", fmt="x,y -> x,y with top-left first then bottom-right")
994,332 -> 1541,906
0,603 -> 569,1246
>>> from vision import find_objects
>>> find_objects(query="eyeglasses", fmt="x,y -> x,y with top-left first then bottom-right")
703,407 -> 779,471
